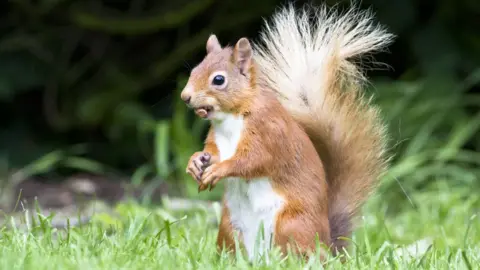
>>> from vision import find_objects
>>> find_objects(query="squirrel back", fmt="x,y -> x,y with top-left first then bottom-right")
253,4 -> 394,252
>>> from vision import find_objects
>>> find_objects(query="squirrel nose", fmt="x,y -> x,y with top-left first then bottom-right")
182,95 -> 191,104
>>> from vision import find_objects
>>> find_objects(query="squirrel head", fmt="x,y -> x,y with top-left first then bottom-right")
180,34 -> 256,121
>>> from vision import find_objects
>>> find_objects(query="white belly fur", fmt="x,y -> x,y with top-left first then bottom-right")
212,112 -> 285,262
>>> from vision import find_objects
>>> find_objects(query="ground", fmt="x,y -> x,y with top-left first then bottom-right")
1,183 -> 479,270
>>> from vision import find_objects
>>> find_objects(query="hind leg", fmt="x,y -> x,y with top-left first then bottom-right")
274,209 -> 331,260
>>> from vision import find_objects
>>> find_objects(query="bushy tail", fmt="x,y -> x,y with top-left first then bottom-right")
253,4 -> 394,252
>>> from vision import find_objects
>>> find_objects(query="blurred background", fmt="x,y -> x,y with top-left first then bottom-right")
0,0 -> 478,225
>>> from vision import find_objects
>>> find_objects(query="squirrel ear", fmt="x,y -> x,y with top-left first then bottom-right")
206,34 -> 222,54
233,37 -> 252,74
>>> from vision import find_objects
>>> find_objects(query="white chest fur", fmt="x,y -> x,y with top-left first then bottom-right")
212,113 -> 285,262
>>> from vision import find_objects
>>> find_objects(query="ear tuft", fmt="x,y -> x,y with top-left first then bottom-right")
234,37 -> 252,74
206,34 -> 222,54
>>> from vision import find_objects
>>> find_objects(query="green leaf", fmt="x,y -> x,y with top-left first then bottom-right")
154,121 -> 171,179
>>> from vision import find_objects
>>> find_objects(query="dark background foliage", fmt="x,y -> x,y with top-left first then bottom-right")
0,0 -> 478,207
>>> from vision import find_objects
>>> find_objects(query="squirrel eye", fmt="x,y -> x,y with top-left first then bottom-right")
212,75 -> 225,86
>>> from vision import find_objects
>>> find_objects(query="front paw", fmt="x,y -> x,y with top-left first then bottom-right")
199,162 -> 229,192
186,152 -> 212,183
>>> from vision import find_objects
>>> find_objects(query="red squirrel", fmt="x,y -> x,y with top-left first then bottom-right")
180,4 -> 394,261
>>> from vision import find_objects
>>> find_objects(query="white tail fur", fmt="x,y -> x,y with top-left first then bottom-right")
253,4 -> 394,252
254,4 -> 394,116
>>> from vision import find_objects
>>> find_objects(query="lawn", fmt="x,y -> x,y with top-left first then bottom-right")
0,180 -> 478,270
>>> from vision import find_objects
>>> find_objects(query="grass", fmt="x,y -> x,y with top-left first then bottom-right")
0,179 -> 479,270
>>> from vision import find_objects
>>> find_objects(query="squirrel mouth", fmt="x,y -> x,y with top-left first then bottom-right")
194,106 -> 213,118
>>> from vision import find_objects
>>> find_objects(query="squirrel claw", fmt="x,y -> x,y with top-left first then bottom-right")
198,183 -> 208,192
